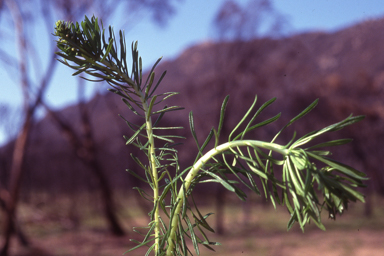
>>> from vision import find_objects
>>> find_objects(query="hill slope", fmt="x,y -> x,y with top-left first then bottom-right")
1,17 -> 384,194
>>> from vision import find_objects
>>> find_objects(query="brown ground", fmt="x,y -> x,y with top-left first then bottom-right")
6,228 -> 384,256
4,195 -> 384,256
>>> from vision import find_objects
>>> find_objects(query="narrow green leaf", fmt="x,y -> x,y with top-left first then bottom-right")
122,98 -> 143,116
145,72 -> 155,99
119,30 -> 127,71
158,189 -> 171,219
282,167 -> 294,214
216,95 -> 229,147
143,222 -> 157,243
271,99 -> 318,144
309,213 -> 326,231
229,95 -> 258,141
152,106 -> 183,115
203,171 -> 235,192
80,76 -> 104,82
156,147 -> 178,153
196,225 -> 215,251
303,168 -> 312,196
269,192 -> 277,209
108,88 -> 129,99
292,116 -> 364,149
309,150 -> 331,156
178,214 -> 188,256
339,182 -> 366,202
154,92 -> 180,105
125,237 -> 156,254
148,70 -> 167,99
189,111 -> 200,150
120,115 -> 142,133
235,113 -> 281,140
126,169 -> 149,184
247,164 -> 268,180
306,139 -> 353,150
153,106 -> 167,127
292,194 -> 304,231
290,99 -> 318,124
152,126 -> 184,130
144,244 -> 156,256
185,215 -> 200,255
125,123 -> 146,145
133,187 -> 154,203
241,97 -> 276,140
152,134 -> 174,143
307,152 -> 367,180
245,172 -> 261,195
147,95 -> 158,120
144,57 -> 163,87
326,115 -> 365,132
200,129 -> 214,154
191,195 -> 215,232
158,218 -> 172,251
287,212 -> 297,230
101,38 -> 113,62
70,67 -> 85,77
286,158 -> 304,196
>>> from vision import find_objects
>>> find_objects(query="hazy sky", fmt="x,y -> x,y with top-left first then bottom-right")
1,0 -> 384,145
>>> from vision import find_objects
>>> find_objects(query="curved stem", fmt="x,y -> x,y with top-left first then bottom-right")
166,140 -> 288,255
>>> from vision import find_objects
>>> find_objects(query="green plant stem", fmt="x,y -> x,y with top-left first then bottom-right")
143,106 -> 160,253
98,59 -> 161,253
165,140 -> 288,255
132,82 -> 160,254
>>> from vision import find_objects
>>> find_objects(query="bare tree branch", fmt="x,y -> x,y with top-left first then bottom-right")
213,0 -> 290,41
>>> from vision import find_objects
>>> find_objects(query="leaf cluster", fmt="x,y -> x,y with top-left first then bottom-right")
183,96 -> 366,234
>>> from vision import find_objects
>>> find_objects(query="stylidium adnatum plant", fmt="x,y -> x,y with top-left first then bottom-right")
53,16 -> 367,256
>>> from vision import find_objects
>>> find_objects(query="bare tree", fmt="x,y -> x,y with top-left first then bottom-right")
39,78 -> 127,236
0,0 -> 182,254
0,1 -> 54,254
213,0 -> 289,41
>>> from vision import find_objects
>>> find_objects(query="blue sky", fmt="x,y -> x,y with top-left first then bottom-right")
130,0 -> 384,67
1,0 -> 384,145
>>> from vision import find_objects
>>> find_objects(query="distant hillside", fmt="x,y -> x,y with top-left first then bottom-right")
1,17 -> 384,194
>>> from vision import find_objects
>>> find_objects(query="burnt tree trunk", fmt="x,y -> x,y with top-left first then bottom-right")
0,189 -> 30,248
80,104 -> 125,236
42,99 -> 125,236
351,134 -> 377,217
0,111 -> 32,256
